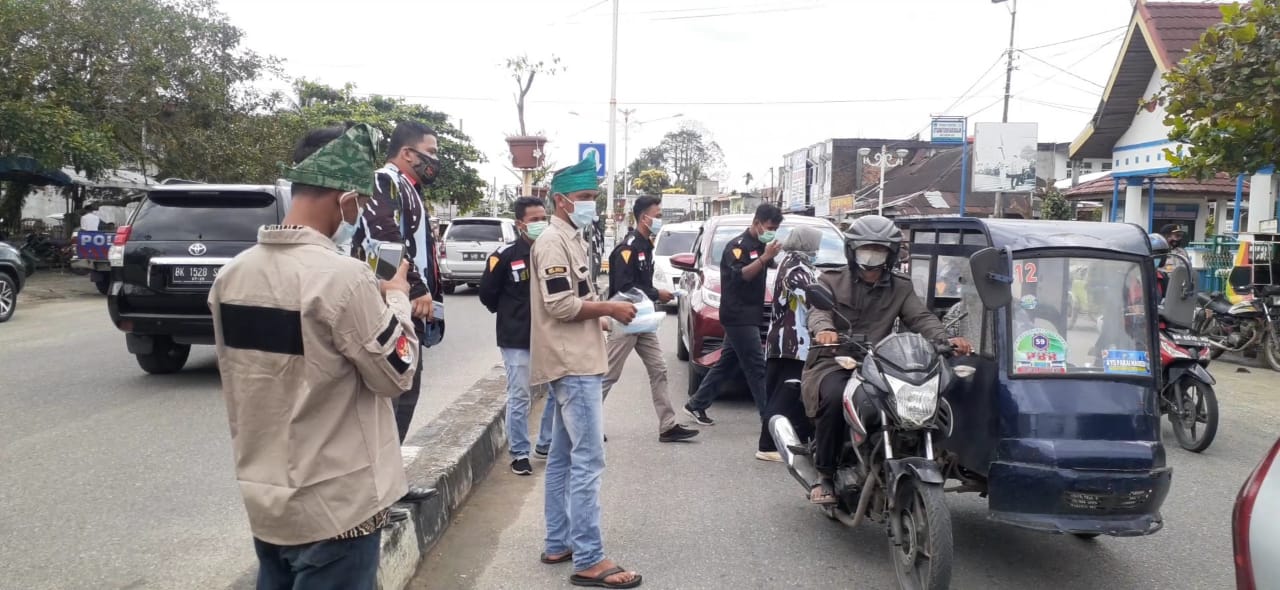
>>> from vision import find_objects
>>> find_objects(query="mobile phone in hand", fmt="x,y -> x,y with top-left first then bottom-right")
373,243 -> 405,280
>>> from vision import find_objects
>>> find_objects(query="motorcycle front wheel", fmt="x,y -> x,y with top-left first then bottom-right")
889,479 -> 953,590
1192,316 -> 1227,360
1169,378 -> 1218,453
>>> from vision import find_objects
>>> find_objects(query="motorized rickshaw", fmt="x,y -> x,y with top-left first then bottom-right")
896,217 -> 1170,538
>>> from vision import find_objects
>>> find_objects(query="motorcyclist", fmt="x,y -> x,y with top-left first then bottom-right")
801,215 -> 973,505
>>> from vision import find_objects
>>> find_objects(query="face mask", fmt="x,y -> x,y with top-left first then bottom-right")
854,248 -> 889,268
331,192 -> 359,245
759,230 -> 777,244
647,217 -> 663,234
525,221 -> 548,241
411,151 -> 441,187
803,251 -> 818,265
1168,238 -> 1181,248
567,199 -> 597,228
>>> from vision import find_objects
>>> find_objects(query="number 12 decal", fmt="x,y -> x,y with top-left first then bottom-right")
1014,262 -> 1038,283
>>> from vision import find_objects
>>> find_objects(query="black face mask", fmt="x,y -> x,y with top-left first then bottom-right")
410,150 -> 441,187
1167,237 -> 1181,248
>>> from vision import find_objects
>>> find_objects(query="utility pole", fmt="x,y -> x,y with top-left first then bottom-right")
993,0 -> 1017,218
606,0 -> 619,215
620,108 -> 635,198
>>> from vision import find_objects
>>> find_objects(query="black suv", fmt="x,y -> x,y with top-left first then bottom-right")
108,183 -> 290,373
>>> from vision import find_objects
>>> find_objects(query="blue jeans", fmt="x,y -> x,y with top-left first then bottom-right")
689,323 -> 769,416
502,348 -> 555,460
543,374 -> 607,572
253,531 -> 380,590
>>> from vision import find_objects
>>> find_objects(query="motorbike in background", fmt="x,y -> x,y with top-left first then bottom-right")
1194,286 -> 1280,371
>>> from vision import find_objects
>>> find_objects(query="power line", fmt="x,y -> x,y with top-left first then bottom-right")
1020,26 -> 1128,52
1017,97 -> 1094,115
1015,49 -> 1106,88
343,91 -> 998,106
650,4 -> 825,20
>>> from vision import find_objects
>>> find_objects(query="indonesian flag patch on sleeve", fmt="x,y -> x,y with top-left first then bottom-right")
395,334 -> 415,366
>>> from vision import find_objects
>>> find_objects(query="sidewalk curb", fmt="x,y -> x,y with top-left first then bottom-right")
378,363 -> 509,590
226,363 -> 510,590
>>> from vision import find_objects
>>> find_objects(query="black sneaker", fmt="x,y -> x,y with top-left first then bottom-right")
511,458 -> 533,476
683,404 -> 714,426
659,424 -> 700,442
534,446 -> 549,460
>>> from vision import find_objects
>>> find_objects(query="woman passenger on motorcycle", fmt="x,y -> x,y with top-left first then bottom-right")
757,226 -> 824,462
802,215 -> 973,505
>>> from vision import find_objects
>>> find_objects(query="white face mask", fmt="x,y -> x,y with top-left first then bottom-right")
854,248 -> 889,268
331,192 -> 359,245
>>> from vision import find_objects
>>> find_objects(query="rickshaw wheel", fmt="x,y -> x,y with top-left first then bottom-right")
1170,378 -> 1218,453
889,480 -> 952,590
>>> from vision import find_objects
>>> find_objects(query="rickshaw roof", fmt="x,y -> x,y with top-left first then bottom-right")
896,217 -> 1150,255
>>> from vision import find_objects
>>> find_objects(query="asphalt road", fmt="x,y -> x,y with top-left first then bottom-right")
0,277 -> 499,590
411,315 -> 1280,590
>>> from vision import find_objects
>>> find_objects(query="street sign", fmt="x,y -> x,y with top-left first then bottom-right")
931,117 -> 967,145
1261,218 -> 1277,234
578,143 -> 607,178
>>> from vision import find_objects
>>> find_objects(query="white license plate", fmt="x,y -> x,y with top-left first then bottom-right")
463,252 -> 485,261
170,265 -> 219,285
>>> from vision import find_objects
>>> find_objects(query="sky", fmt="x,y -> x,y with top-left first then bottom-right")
213,0 -> 1163,195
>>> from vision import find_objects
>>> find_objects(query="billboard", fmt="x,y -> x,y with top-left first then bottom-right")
931,117 -> 967,145
787,150 -> 808,210
972,122 -> 1038,193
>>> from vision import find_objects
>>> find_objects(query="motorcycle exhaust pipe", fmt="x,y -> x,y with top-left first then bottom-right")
770,415 -> 819,492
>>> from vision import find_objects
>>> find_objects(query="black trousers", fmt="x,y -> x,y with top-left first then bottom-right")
395,347 -> 424,444
758,358 -> 811,452
814,369 -> 865,476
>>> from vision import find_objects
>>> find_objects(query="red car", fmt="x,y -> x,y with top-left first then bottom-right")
670,214 -> 848,395
1234,435 -> 1280,590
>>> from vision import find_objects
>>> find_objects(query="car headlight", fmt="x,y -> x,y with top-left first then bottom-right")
701,287 -> 721,308
886,374 -> 939,427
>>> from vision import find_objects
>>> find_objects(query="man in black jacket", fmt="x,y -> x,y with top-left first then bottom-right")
684,203 -> 784,428
479,197 -> 555,476
601,196 -> 699,443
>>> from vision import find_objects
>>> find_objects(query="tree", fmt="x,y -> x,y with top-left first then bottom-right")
1158,1 -> 1280,179
656,122 -> 725,193
505,54 -> 561,136
661,187 -> 688,195
282,82 -> 488,213
1039,186 -> 1073,220
631,168 -> 671,195
743,172 -> 754,188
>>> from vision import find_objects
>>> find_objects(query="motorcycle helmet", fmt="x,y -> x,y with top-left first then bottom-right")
1149,232 -> 1170,270
845,214 -> 903,272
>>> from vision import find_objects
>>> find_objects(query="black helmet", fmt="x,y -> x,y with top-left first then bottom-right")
845,214 -> 903,271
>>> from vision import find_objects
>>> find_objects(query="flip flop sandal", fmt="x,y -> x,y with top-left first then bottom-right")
541,551 -> 573,565
810,482 -> 838,506
570,565 -> 643,588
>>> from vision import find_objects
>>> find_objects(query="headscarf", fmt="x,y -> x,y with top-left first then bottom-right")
782,226 -> 822,253
550,153 -> 600,195
282,123 -> 383,196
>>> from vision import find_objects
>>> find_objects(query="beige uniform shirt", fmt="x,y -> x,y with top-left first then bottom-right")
209,226 -> 417,546
529,216 -> 607,385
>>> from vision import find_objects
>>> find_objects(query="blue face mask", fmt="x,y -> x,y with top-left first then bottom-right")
331,192 -> 358,245
648,217 -> 664,234
568,199 -> 597,228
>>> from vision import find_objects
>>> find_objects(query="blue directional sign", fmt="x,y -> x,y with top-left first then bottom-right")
578,143 -> 607,178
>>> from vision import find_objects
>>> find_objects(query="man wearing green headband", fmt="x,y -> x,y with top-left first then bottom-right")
530,154 -> 644,588
209,124 -> 419,589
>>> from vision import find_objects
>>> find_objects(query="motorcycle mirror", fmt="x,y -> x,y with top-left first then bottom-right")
969,247 -> 1014,310
803,283 -> 837,311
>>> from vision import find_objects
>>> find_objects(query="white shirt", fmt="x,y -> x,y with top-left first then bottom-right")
80,212 -> 101,231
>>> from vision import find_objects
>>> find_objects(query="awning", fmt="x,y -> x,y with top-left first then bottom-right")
0,156 -> 73,186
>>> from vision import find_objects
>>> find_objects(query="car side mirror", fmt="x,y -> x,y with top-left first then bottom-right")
803,283 -> 837,311
670,253 -> 697,272
969,247 -> 1014,311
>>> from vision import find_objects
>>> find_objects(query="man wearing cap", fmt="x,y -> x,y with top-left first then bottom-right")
531,155 -> 644,588
1159,224 -> 1188,265
210,124 -> 418,588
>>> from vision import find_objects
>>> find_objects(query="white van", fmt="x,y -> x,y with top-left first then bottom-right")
439,217 -> 516,293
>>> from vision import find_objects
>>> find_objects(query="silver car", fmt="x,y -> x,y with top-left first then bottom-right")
1235,436 -> 1280,589
440,217 -> 516,294
652,221 -> 702,310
